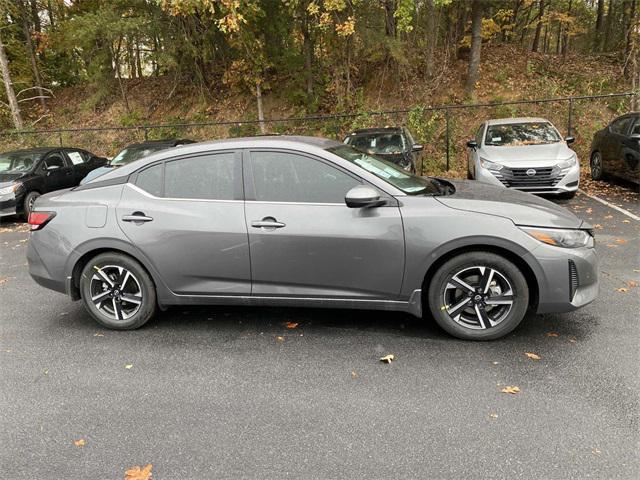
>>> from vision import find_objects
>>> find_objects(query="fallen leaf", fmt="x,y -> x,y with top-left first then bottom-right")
379,354 -> 395,363
275,336 -> 285,342
592,448 -> 601,455
285,322 -> 298,329
604,214 -> 613,219
489,413 -> 499,418
524,352 -> 541,360
546,332 -> 559,337
73,438 -> 86,447
585,208 -> 593,214
124,464 -> 153,480
568,337 -> 577,343
351,371 -> 358,379
614,238 -> 628,244
0,277 -> 7,285
622,219 -> 631,224
125,364 -> 133,369
627,280 -> 638,288
616,287 -> 628,293
492,361 -> 499,365
501,386 -> 521,394
94,333 -> 104,337
606,244 -> 618,248
593,224 -> 603,229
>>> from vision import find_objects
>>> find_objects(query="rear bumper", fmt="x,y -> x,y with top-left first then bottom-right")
27,234 -> 67,294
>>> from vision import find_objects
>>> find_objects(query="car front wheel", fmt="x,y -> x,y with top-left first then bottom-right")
22,191 -> 41,220
427,252 -> 529,340
590,151 -> 604,180
80,252 -> 157,329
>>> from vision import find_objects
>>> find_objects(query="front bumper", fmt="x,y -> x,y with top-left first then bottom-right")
0,195 -> 18,217
532,244 -> 598,314
476,163 -> 580,195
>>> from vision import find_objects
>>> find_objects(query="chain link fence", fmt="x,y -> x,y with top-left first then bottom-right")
0,92 -> 634,176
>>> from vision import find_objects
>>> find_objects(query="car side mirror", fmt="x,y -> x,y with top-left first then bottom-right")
565,136 -> 575,144
630,133 -> 640,141
412,144 -> 424,152
466,140 -> 478,149
45,165 -> 61,173
345,185 -> 385,208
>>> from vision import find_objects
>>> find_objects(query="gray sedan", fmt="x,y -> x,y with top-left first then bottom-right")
26,136 -> 598,340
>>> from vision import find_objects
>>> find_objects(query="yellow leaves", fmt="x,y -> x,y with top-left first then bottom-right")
335,16 -> 355,37
73,438 -> 86,447
351,371 -> 358,379
125,464 -> 153,480
379,354 -> 395,363
622,219 -> 631,224
614,238 -> 628,245
524,352 -> 541,361
125,364 -> 133,369
94,332 -> 104,337
593,224 -> 603,229
285,322 -> 298,329
501,386 -> 520,395
275,336 -> 285,343
306,1 -> 319,16
616,287 -> 628,293
546,332 -> 559,337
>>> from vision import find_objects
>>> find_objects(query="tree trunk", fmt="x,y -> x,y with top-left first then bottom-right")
465,0 -> 483,98
301,5 -> 314,101
532,0 -> 545,52
20,0 -> 46,109
256,82 -> 266,134
0,31 -> 24,129
425,0 -> 436,77
562,0 -> 572,57
383,0 -> 397,38
595,0 -> 605,51
624,0 -> 637,76
603,0 -> 615,51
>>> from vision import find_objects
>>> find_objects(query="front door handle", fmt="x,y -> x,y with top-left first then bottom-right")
251,217 -> 286,229
122,212 -> 153,223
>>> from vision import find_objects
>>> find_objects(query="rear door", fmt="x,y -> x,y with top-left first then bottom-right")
622,115 -> 640,183
116,150 -> 251,295
243,149 -> 405,299
607,116 -> 634,176
63,149 -> 91,184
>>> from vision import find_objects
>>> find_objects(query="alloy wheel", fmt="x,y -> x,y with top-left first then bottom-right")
89,265 -> 143,321
591,153 -> 602,179
443,266 -> 515,330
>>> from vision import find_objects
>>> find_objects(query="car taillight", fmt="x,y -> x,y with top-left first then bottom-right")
28,211 -> 56,231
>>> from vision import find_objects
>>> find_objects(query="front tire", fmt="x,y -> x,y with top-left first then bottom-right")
22,191 -> 40,220
427,252 -> 529,340
80,252 -> 157,329
590,151 -> 604,180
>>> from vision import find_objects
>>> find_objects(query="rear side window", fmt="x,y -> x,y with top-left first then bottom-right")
165,153 -> 235,200
66,150 -> 86,165
250,151 -> 360,203
134,152 -> 236,200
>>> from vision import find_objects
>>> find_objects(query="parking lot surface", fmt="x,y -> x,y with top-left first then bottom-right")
1,189 -> 638,479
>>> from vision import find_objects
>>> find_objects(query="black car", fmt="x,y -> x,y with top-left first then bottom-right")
80,139 -> 195,184
0,147 -> 107,219
590,113 -> 640,188
343,127 -> 423,173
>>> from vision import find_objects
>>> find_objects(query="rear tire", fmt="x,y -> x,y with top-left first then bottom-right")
426,252 -> 529,340
22,191 -> 40,220
80,252 -> 157,330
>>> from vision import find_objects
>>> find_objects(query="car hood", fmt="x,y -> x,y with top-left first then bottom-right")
0,172 -> 26,185
482,143 -> 575,167
435,179 -> 584,229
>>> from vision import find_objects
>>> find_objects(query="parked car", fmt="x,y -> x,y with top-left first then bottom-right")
0,147 -> 107,219
343,127 -> 423,172
27,136 -> 597,340
590,113 -> 640,188
80,139 -> 195,184
467,117 -> 579,198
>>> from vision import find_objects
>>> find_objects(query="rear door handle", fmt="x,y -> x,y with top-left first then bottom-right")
251,217 -> 285,229
122,213 -> 153,223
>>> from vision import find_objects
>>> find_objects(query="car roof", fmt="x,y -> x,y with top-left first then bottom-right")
1,147 -> 60,155
486,117 -> 551,125
123,139 -> 195,149
346,127 -> 403,135
93,136 -> 344,182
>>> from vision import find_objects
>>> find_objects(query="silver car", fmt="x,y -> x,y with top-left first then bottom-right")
467,117 -> 580,198
26,136 -> 598,340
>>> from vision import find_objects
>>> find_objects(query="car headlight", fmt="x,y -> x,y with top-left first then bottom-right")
556,155 -> 577,169
479,157 -> 504,172
0,183 -> 18,196
520,226 -> 594,248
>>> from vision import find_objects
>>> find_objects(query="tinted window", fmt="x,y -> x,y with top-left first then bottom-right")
250,151 -> 360,203
475,124 -> 484,145
43,154 -> 65,169
610,117 -> 634,135
165,153 -> 235,200
632,117 -> 640,136
136,164 -> 163,197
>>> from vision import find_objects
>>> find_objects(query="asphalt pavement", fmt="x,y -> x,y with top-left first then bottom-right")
0,188 -> 638,480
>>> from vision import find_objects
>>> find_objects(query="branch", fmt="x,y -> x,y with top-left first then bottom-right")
17,95 -> 51,103
16,86 -> 54,98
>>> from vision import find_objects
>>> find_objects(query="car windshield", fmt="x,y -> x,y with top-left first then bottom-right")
111,145 -> 169,166
485,122 -> 561,146
327,145 -> 442,195
344,132 -> 406,154
0,151 -> 41,173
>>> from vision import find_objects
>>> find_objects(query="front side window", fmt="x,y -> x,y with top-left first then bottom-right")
631,117 -> 640,136
475,124 -> 485,145
250,151 -> 360,203
43,154 -> 65,170
610,117 -> 634,135
485,122 -> 561,146
0,152 -> 40,173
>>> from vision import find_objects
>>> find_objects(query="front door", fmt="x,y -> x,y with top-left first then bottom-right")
41,151 -> 75,192
116,151 -> 251,295
243,149 -> 405,299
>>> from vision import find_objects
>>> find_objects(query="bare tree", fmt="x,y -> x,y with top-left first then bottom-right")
19,0 -> 46,109
465,0 -> 483,98
532,0 -> 546,52
0,28 -> 24,129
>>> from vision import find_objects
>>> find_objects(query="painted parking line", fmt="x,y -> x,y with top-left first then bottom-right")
578,189 -> 640,222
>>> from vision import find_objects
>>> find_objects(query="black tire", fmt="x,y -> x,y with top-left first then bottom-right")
22,191 -> 41,220
426,251 -> 529,341
590,151 -> 605,180
80,252 -> 157,329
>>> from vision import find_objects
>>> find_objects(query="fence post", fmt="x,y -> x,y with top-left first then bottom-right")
58,131 -> 63,147
445,108 -> 450,171
567,98 -> 574,136
143,127 -> 149,141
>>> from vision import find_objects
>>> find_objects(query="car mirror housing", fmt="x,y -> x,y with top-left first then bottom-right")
565,136 -> 575,144
345,185 -> 385,208
45,165 -> 61,171
630,133 -> 640,141
466,140 -> 478,149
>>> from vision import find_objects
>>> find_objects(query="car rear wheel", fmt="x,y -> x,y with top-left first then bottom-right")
22,191 -> 40,220
80,252 -> 157,329
427,252 -> 529,340
590,152 -> 604,180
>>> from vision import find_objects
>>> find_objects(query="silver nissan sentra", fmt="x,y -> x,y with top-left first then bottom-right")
26,136 -> 598,340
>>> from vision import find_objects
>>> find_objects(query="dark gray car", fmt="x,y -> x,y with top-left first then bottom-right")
26,136 -> 598,340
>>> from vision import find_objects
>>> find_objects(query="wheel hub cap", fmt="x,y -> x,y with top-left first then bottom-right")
90,265 -> 142,321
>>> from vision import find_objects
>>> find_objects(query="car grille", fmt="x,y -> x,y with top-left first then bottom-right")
568,260 -> 579,301
493,167 -> 563,188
